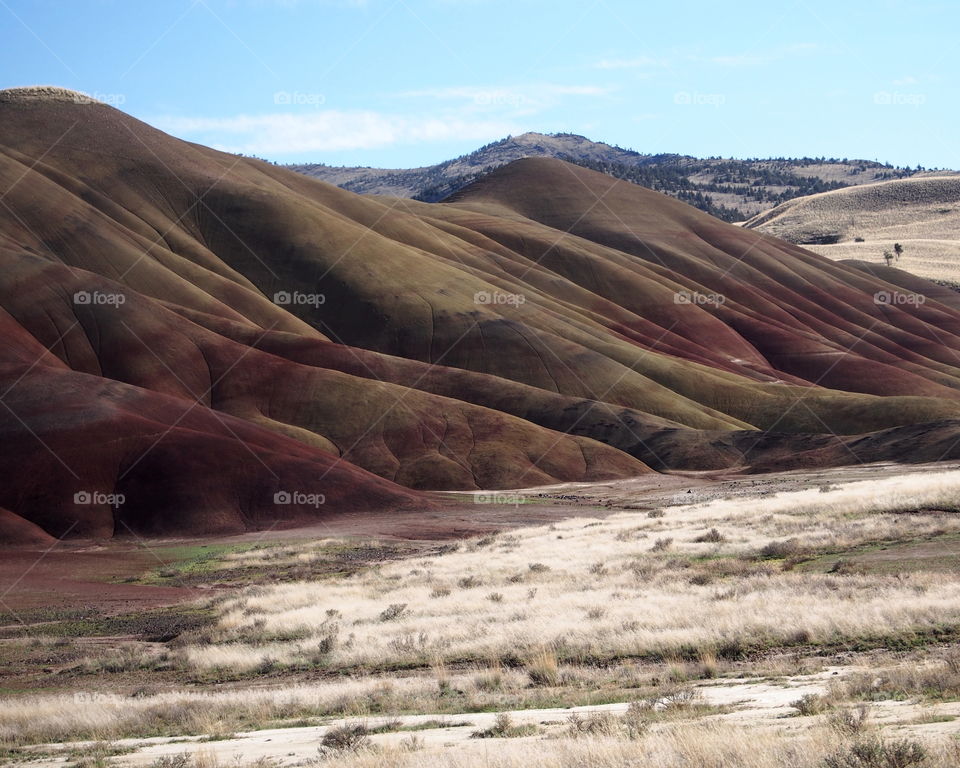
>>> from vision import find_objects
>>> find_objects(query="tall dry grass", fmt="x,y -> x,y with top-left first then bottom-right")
179,471 -> 960,673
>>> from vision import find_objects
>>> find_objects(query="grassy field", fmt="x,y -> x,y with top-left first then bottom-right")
808,240 -> 960,285
747,174 -> 960,283
3,468 -> 960,766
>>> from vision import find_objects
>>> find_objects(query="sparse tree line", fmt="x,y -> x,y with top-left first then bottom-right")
280,133 -> 929,221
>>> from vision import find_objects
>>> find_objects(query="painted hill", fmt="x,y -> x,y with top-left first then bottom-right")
5,87 -> 960,542
745,175 -> 960,283
289,131 -> 923,220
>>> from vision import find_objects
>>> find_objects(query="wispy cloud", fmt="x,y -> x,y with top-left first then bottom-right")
150,81 -> 614,157
594,43 -> 817,72
392,83 -> 616,112
152,110 -> 519,154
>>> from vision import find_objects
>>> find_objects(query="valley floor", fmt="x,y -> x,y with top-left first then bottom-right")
3,462 -> 960,767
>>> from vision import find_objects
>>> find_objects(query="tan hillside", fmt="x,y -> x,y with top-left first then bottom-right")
746,175 -> 960,282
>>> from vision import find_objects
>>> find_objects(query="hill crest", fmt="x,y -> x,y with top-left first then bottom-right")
288,131 -> 930,221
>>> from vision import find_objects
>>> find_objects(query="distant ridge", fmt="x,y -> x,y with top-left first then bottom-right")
289,131 -> 929,221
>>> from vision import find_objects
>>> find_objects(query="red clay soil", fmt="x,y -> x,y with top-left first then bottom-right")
0,546 -> 194,618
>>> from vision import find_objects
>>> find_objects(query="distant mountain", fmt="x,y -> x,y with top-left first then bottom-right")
288,132 -> 928,221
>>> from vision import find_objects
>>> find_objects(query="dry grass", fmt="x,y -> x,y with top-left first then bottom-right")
176,471 -> 960,674
300,723 -> 958,768
747,174 -> 960,282
809,240 -> 960,284
837,651 -> 960,702
749,175 -> 960,242
4,469 -> 960,759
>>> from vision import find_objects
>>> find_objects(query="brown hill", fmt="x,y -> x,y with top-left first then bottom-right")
4,87 -> 960,541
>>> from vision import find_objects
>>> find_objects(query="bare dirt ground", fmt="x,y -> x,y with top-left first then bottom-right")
20,671 -> 833,767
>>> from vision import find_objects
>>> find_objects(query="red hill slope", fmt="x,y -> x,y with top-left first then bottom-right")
2,87 -> 960,541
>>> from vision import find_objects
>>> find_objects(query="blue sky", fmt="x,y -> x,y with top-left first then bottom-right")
2,0 -> 956,169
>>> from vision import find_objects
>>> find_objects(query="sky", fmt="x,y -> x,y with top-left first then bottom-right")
1,0 -> 957,169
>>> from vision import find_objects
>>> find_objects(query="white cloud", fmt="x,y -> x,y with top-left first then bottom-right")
151,110 -> 520,154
